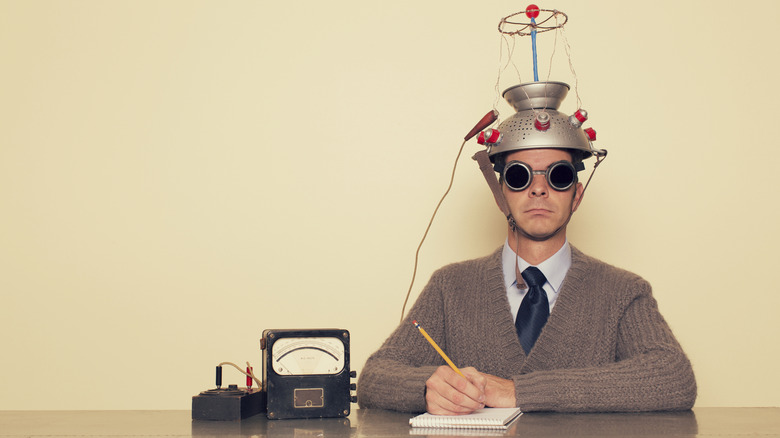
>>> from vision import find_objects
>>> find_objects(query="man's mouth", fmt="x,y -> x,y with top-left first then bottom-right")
525,206 -> 552,214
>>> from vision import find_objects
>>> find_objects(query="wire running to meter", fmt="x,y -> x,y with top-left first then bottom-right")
400,111 -> 498,322
399,138 -> 469,322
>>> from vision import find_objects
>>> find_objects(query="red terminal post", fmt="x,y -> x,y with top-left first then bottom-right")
534,112 -> 551,131
246,367 -> 253,389
584,127 -> 597,141
477,128 -> 502,145
569,109 -> 588,128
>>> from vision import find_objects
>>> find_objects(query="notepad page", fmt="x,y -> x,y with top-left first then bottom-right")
409,407 -> 522,429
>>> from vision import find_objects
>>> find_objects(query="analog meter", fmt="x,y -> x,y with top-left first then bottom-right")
261,329 -> 355,419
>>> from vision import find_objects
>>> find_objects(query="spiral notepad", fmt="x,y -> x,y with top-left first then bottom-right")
409,407 -> 522,430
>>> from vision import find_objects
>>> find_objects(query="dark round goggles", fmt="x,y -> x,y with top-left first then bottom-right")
503,160 -> 577,192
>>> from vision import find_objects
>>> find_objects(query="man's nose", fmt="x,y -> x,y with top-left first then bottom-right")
529,174 -> 548,197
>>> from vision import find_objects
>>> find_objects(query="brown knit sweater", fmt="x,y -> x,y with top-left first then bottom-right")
357,246 -> 696,412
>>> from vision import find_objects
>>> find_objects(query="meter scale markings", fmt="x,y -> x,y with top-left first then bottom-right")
273,337 -> 345,375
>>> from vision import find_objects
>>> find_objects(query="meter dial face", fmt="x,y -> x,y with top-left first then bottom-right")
272,337 -> 345,375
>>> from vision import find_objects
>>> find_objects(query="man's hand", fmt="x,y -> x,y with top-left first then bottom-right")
481,373 -> 516,408
425,366 -> 487,415
424,366 -> 518,415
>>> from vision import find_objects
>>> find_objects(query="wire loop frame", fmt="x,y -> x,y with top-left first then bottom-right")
498,8 -> 568,36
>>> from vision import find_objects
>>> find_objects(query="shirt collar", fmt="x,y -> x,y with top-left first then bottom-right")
502,239 -> 572,292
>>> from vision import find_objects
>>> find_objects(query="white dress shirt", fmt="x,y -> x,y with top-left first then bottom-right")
501,239 -> 572,322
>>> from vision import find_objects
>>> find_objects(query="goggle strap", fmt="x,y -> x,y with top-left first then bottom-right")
514,232 -> 527,290
473,150 -> 514,221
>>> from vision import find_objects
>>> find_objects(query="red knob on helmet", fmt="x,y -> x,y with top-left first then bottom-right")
477,128 -> 502,145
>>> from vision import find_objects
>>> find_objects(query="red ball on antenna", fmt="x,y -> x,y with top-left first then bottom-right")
526,4 -> 540,19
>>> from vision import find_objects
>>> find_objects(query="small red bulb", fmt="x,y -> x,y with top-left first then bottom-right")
534,113 -> 551,131
584,128 -> 597,141
569,109 -> 588,128
526,4 -> 540,19
477,128 -> 502,145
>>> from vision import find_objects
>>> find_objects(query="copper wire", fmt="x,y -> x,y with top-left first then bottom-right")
400,139 -> 469,322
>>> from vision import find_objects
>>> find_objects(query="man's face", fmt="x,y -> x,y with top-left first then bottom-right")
501,148 -> 584,241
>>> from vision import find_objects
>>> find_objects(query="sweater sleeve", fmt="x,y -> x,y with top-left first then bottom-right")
356,272 -> 448,413
513,276 -> 697,412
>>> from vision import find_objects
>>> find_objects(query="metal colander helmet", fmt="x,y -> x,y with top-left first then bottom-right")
478,81 -> 606,170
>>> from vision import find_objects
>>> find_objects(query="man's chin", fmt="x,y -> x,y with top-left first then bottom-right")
514,223 -> 563,241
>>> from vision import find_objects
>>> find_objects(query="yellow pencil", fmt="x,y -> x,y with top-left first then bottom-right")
412,320 -> 466,378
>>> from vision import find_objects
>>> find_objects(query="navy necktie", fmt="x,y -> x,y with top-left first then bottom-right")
515,267 -> 550,355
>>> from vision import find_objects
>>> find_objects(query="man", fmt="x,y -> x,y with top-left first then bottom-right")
356,82 -> 696,414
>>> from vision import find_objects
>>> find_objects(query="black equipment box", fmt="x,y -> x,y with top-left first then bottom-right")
192,386 -> 266,421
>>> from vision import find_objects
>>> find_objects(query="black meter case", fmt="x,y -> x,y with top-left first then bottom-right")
261,329 -> 357,419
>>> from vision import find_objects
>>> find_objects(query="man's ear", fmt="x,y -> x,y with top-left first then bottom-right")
571,182 -> 585,212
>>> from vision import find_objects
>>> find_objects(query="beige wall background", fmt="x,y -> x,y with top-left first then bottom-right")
1,0 -> 778,410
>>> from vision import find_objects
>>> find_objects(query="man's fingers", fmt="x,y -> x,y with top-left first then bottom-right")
425,366 -> 486,414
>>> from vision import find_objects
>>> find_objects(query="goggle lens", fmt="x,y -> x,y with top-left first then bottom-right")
503,161 -> 576,192
504,163 -> 531,191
